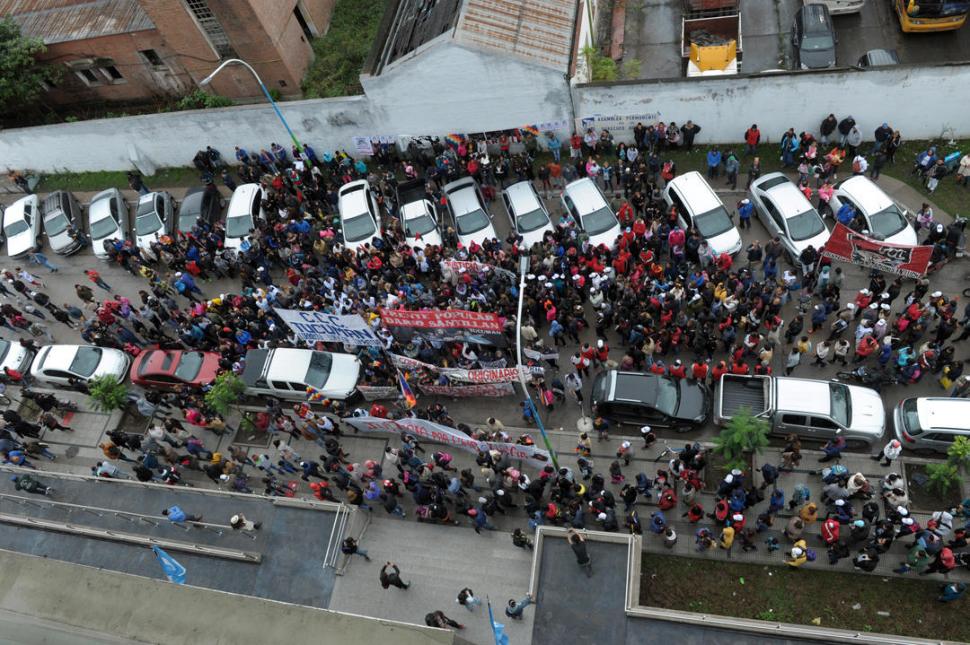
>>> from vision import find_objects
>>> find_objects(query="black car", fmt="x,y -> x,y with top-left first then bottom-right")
177,186 -> 222,233
791,3 -> 836,70
591,370 -> 709,431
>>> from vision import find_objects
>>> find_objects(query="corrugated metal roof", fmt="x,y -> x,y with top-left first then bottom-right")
455,0 -> 578,71
1,0 -> 156,45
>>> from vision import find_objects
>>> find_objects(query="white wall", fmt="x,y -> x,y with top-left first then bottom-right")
573,64 -> 970,144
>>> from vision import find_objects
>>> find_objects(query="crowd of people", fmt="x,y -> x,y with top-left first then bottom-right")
1,113 -> 969,620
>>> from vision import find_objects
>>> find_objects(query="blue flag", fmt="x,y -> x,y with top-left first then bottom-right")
487,599 -> 510,645
152,546 -> 186,584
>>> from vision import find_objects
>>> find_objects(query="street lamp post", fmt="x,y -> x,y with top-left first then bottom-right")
516,254 -> 560,470
199,58 -> 302,154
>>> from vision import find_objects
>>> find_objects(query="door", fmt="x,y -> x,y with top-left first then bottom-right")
809,415 -> 841,441
502,193 -> 514,228
760,196 -> 783,234
668,187 -> 690,229
778,413 -> 811,436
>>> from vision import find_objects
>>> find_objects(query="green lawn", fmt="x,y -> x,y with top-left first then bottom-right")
301,0 -> 387,98
641,553 -> 969,640
35,167 -> 202,193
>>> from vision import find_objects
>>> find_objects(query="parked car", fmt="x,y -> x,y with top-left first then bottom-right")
88,188 -> 130,259
338,180 -> 383,251
0,339 -> 34,375
829,176 -> 918,245
443,177 -> 497,249
561,178 -> 621,249
29,344 -> 131,386
3,194 -> 42,258
591,370 -> 709,430
224,184 -> 264,252
502,180 -> 553,249
396,179 -> 442,250
715,374 -> 886,447
804,0 -> 864,16
792,3 -> 837,70
134,191 -> 175,250
41,191 -> 86,255
177,186 -> 222,233
857,48 -> 899,68
131,348 -> 221,390
663,171 -> 742,255
748,173 -> 830,262
894,397 -> 970,454
241,348 -> 361,402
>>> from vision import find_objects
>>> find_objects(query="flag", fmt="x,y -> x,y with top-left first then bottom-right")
397,369 -> 417,409
446,133 -> 463,148
487,599 -> 510,645
152,545 -> 186,584
306,385 -> 326,402
522,124 -> 540,137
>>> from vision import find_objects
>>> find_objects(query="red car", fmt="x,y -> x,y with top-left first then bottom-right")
131,349 -> 221,390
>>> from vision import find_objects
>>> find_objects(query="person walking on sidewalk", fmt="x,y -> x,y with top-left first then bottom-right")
162,505 -> 202,523
456,587 -> 482,612
380,562 -> 410,590
425,610 -> 463,631
506,593 -> 534,619
84,269 -> 111,292
567,528 -> 593,577
871,439 -> 902,467
341,537 -> 370,561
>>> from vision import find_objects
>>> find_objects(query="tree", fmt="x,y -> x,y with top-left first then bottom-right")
205,372 -> 245,417
88,375 -> 129,412
581,46 -> 618,82
0,18 -> 60,112
925,462 -> 961,498
712,407 -> 770,471
620,58 -> 642,80
174,89 -> 233,111
946,436 -> 970,472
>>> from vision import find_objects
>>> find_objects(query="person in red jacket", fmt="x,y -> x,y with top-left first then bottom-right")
657,487 -> 677,510
668,360 -> 687,379
649,360 -> 667,375
691,360 -> 709,384
711,360 -> 728,382
684,503 -> 704,523
731,512 -> 746,533
821,517 -> 840,546
596,339 -> 609,365
854,334 -> 878,363
730,360 -> 750,375
744,124 -> 761,155
617,201 -> 634,226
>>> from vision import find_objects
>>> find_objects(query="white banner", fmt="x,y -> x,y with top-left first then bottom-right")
344,416 -> 551,467
357,385 -> 400,401
524,348 -> 560,362
274,309 -> 381,346
441,259 -> 516,280
438,367 -> 522,384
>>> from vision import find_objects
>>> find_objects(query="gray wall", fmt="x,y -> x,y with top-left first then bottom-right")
573,64 -> 970,145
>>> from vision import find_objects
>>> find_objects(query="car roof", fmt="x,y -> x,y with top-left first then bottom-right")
339,181 -> 370,217
800,3 -> 832,30
504,181 -> 542,214
138,349 -> 179,375
227,183 -> 260,217
612,371 -> 660,402
761,175 -> 816,218
862,49 -> 899,66
265,348 -> 312,381
443,178 -> 482,215
775,378 -> 830,415
916,398 -> 970,431
3,195 -> 34,223
666,171 -> 720,212
563,178 -> 607,213
42,344 -> 84,370
837,176 -> 892,214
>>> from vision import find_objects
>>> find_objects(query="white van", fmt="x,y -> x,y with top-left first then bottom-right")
663,171 -> 742,256
224,184 -> 264,252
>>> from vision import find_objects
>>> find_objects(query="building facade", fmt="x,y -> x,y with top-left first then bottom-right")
2,0 -> 335,106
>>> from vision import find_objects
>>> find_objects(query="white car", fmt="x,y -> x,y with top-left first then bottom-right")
224,184 -> 264,252
663,171 -> 742,256
88,188 -> 130,259
748,173 -> 831,262
443,177 -> 497,249
30,344 -> 131,386
829,176 -> 918,246
338,180 -> 383,251
0,339 -> 34,375
241,348 -> 361,401
3,194 -> 42,258
503,181 -> 554,249
400,200 -> 442,249
134,191 -> 175,250
561,178 -> 621,249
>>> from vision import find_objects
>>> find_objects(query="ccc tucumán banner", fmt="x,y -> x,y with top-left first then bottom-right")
821,223 -> 932,278
379,308 -> 508,347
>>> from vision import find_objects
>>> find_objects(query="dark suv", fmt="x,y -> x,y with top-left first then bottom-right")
591,370 -> 710,431
792,4 -> 837,70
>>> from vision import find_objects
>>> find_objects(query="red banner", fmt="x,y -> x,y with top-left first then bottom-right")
821,223 -> 931,279
379,308 -> 504,332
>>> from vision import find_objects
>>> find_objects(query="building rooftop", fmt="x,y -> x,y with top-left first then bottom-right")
1,0 -> 156,45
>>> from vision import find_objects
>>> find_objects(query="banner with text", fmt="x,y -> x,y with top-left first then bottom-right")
821,223 -> 932,279
357,385 -> 400,401
379,308 -> 507,347
344,416 -> 550,467
441,259 -> 516,280
419,383 -> 515,397
274,309 -> 381,346
438,367 -> 522,384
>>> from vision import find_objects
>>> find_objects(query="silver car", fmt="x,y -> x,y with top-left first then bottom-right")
894,397 -> 970,454
748,173 -> 830,263
88,188 -> 131,259
42,190 -> 86,255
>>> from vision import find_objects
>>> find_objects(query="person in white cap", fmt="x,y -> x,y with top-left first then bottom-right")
871,439 -> 902,467
230,513 -> 262,531
639,425 -> 656,449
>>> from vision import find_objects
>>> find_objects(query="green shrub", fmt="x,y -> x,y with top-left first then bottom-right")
175,89 -> 233,111
926,462 -> 962,497
204,372 -> 245,417
88,375 -> 129,412
947,436 -> 970,470
302,0 -> 387,98
713,407 -> 770,471
582,46 -> 618,82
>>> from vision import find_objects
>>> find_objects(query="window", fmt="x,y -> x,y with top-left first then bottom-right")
139,49 -> 164,66
810,416 -> 839,430
184,0 -> 235,58
781,414 -> 807,426
101,65 -> 124,82
293,4 -> 315,41
271,381 -> 292,391
76,68 -> 102,86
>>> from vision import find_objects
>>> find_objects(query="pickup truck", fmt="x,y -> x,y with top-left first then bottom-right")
714,374 -> 886,447
681,0 -> 742,76
241,348 -> 361,402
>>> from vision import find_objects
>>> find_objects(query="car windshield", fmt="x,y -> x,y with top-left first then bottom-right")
174,352 -> 205,381
90,215 -> 119,239
829,383 -> 851,427
178,214 -> 199,231
802,34 -> 834,51
404,213 -> 437,237
655,377 -> 680,416
4,219 -> 29,237
226,213 -> 253,238
582,207 -> 618,236
787,209 -> 826,241
304,352 -> 334,389
0,340 -> 9,363
45,211 -> 70,236
517,208 -> 551,233
343,213 -> 377,242
136,212 -> 163,235
868,204 -> 908,239
900,399 -> 922,434
694,206 -> 735,239
69,347 -> 102,377
456,209 -> 491,236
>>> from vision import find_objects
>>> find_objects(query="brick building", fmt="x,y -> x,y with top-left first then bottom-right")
2,0 -> 335,106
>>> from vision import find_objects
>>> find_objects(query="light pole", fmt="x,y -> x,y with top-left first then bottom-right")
199,58 -> 302,154
516,254 -> 559,470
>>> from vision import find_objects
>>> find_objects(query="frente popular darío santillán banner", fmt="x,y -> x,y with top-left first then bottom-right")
274,309 -> 382,346
821,223 -> 932,278
379,308 -> 508,347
